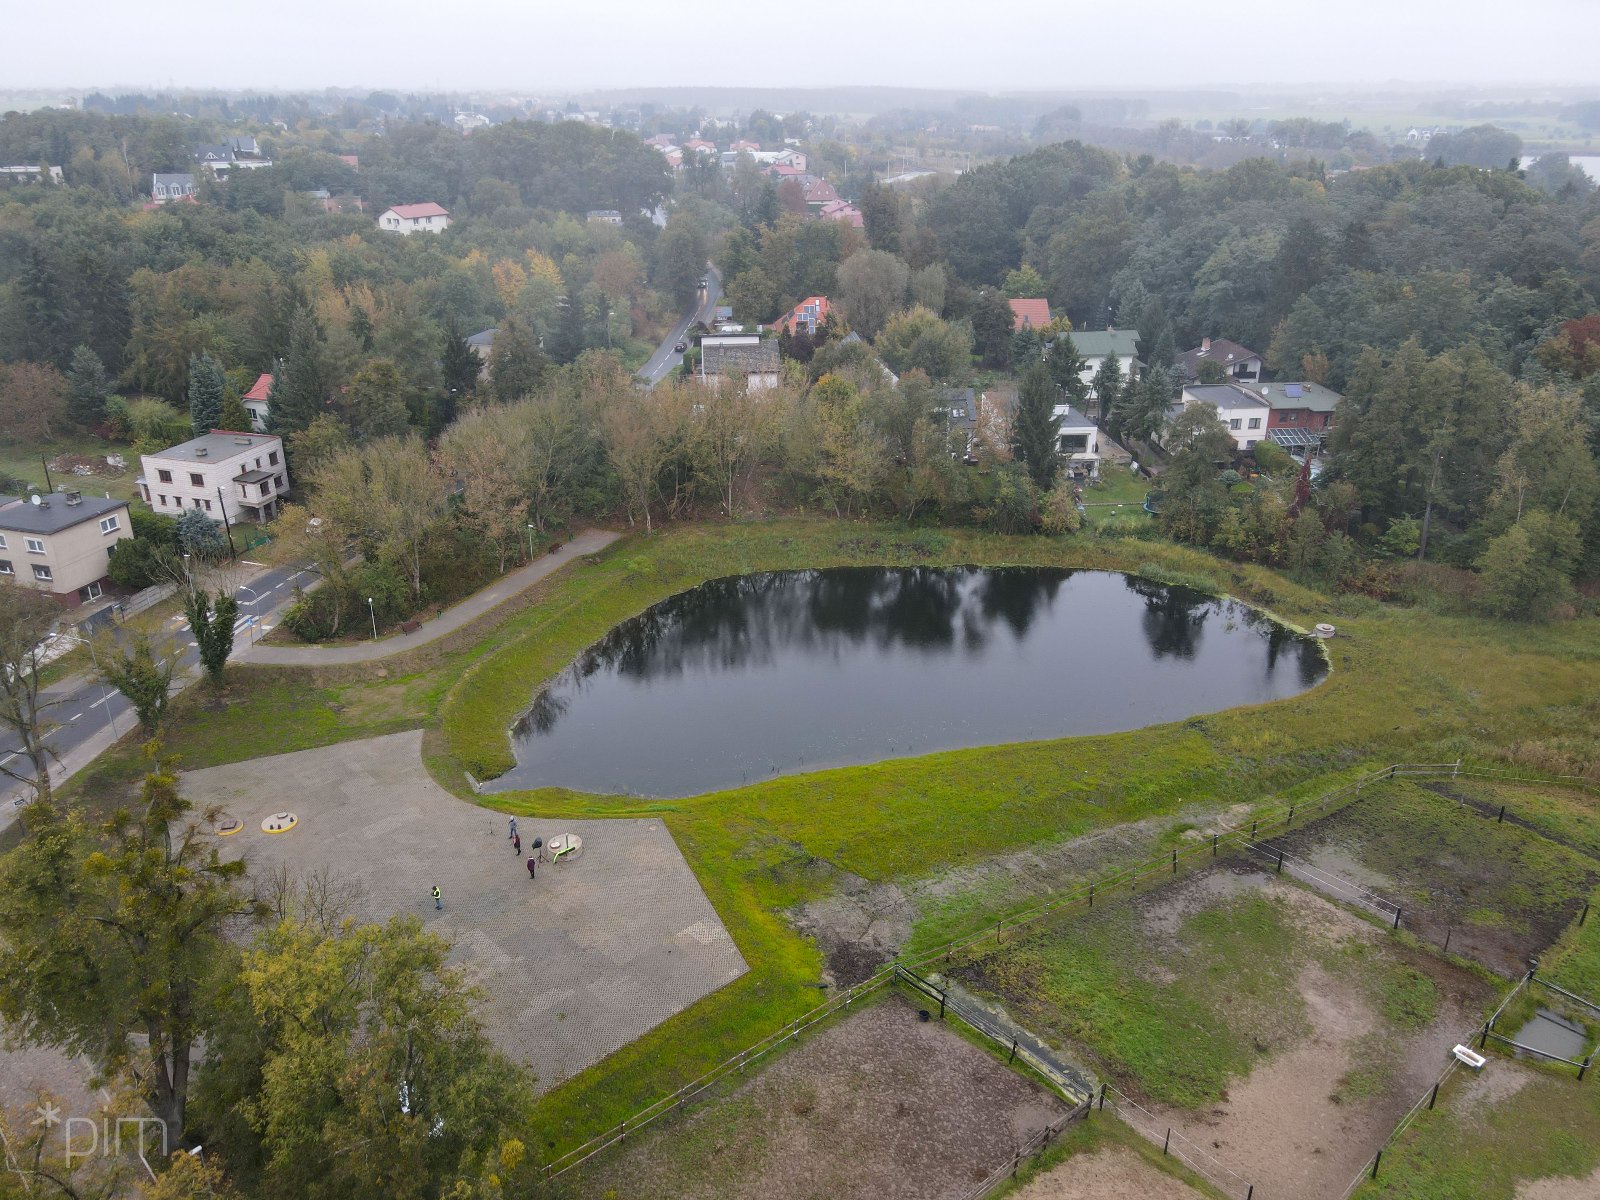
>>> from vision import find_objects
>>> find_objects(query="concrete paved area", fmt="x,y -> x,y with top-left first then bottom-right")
184,730 -> 746,1089
242,528 -> 620,666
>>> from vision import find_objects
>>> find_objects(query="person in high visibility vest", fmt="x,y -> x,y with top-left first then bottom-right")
431,885 -> 442,910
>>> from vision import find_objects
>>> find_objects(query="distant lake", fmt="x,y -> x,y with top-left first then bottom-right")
486,568 -> 1328,798
1520,154 -> 1600,183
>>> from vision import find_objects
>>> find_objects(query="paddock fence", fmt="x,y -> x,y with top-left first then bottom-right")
1097,1084 -> 1256,1200
537,761 -> 1600,1182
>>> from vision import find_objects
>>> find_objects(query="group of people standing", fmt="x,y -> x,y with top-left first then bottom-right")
427,816 -> 541,912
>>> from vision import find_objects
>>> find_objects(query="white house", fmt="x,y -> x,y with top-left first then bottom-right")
1058,329 -> 1140,411
1173,337 -> 1263,385
698,335 -> 781,392
241,372 -> 273,432
152,173 -> 196,203
1174,383 -> 1271,451
138,431 -> 290,525
1053,405 -> 1101,478
377,202 -> 451,235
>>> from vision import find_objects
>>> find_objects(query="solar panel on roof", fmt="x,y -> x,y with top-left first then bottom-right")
1285,384 -> 1303,398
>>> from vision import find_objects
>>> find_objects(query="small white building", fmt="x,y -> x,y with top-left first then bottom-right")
1052,405 -> 1101,477
152,172 -> 196,203
1174,383 -> 1271,451
377,202 -> 451,235
241,372 -> 273,432
1058,329 -> 1140,410
138,431 -> 290,525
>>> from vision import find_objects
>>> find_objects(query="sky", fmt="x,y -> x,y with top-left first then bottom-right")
8,0 -> 1600,94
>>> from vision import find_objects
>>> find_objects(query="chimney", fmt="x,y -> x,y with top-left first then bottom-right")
1201,337 -> 1211,353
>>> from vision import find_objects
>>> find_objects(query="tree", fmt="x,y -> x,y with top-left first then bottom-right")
600,387 -> 681,534
1012,364 -> 1061,489
859,181 -> 904,253
1476,509 -> 1582,620
203,914 -> 528,1200
909,263 -> 947,315
343,359 -> 412,441
309,435 -> 450,599
0,749 -> 260,1147
488,314 -> 549,403
177,508 -> 225,559
1045,333 -> 1088,406
66,344 -> 111,428
1158,404 -> 1237,546
94,631 -> 179,736
286,412 -> 351,480
969,289 -> 1014,368
0,581 -> 63,803
267,308 -> 331,435
0,361 -> 69,445
691,377 -> 770,518
440,316 -> 480,406
218,389 -> 252,433
1089,351 -> 1123,422
1118,365 -> 1176,443
437,405 -> 533,572
835,249 -> 910,339
875,306 -> 973,379
1002,265 -> 1048,299
187,353 -> 225,436
184,588 -> 239,685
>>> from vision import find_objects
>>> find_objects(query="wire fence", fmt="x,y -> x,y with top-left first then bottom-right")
539,760 -> 1600,1182
954,1112 -> 1079,1200
1098,1084 -> 1256,1200
1338,1055 -> 1466,1199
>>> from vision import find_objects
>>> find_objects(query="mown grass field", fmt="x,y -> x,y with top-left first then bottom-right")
45,517 -> 1600,1161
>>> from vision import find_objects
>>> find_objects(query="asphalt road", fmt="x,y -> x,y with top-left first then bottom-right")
636,264 -> 723,386
0,559 -> 317,797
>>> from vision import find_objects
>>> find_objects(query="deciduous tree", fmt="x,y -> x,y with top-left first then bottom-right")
0,582 -> 63,803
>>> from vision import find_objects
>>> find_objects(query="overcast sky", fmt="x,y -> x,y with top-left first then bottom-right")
12,0 -> 1600,93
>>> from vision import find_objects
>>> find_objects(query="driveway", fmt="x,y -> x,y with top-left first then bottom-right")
186,731 -> 747,1089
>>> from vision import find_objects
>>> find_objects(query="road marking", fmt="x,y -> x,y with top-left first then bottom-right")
0,753 -> 16,767
89,694 -> 111,708
69,713 -> 82,721
242,560 -> 266,566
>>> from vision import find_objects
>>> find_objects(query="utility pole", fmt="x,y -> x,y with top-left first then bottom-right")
215,486 -> 238,560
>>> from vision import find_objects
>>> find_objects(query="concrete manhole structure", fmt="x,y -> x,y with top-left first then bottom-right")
183,730 -> 747,1090
260,812 -> 298,834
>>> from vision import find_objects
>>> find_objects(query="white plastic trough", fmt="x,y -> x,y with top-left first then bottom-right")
1452,1044 -> 1487,1070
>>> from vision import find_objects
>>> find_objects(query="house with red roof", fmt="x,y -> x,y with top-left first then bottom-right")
377,202 -> 450,235
241,373 -> 274,432
772,296 -> 832,336
1008,298 -> 1052,331
818,199 -> 864,228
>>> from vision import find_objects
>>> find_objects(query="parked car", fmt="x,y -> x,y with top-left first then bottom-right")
674,339 -> 688,353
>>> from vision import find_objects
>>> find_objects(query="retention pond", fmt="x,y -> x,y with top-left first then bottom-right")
489,567 -> 1327,798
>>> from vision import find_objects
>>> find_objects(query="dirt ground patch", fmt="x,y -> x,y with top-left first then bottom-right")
955,864 -> 1496,1200
1009,1145 -> 1204,1200
1517,1163 -> 1600,1199
1276,781 -> 1599,977
560,992 -> 1070,1200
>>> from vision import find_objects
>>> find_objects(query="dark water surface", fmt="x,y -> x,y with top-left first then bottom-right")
489,567 -> 1327,798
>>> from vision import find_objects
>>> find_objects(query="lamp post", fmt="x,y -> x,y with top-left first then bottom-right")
237,584 -> 259,641
368,596 -> 377,642
526,523 -> 535,561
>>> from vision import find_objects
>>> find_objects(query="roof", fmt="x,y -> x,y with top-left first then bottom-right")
1183,383 -> 1268,410
942,388 -> 977,428
702,340 -> 781,377
0,492 -> 128,535
242,372 -> 273,402
143,430 -> 281,464
466,328 -> 496,348
1061,328 -> 1138,358
153,173 -> 194,186
1055,404 -> 1096,431
385,202 -> 449,220
1009,298 -> 1052,331
1247,380 -> 1342,413
1268,428 -> 1324,449
1174,338 -> 1260,379
773,296 -> 831,334
233,468 -> 274,484
803,178 -> 840,204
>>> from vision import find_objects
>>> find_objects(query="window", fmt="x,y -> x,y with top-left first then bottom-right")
99,515 -> 120,534
158,494 -> 168,506
32,564 -> 52,582
1247,417 -> 1261,430
0,534 -> 6,550
202,499 -> 212,512
261,480 -> 272,494
254,457 -> 262,468
274,475 -> 285,490
269,451 -> 280,466
1228,418 -> 1242,431
1058,434 -> 1090,454
81,581 -> 102,601
189,472 -> 204,487
157,469 -> 172,483
25,537 -> 44,554
0,560 -> 11,575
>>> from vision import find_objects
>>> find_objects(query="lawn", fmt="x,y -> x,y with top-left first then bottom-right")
40,517 -> 1600,1162
0,435 -> 143,506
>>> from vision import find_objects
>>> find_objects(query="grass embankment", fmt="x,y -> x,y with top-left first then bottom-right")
1348,1065 -> 1600,1199
47,518 -> 1600,1157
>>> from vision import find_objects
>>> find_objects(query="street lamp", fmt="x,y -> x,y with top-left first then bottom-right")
526,523 -> 535,561
368,597 -> 377,642
237,584 -> 259,641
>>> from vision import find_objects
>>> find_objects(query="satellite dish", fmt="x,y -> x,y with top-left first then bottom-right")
29,494 -> 42,506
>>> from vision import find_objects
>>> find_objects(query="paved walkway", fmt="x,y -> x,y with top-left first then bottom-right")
186,731 -> 746,1089
241,529 -> 620,666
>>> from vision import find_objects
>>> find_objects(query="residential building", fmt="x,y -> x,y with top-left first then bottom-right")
802,178 -> 841,209
586,209 -> 624,225
193,136 -> 271,178
138,431 -> 290,525
942,387 -> 978,461
466,328 -> 496,360
1008,298 -> 1051,331
336,154 -> 360,169
772,296 -> 831,337
0,490 -> 131,606
1173,337 -> 1263,385
454,112 -> 490,134
817,199 -> 864,228
377,202 -> 451,234
1250,381 -> 1342,457
152,172 -> 196,203
241,373 -> 273,432
1059,328 -> 1140,408
1053,405 -> 1101,477
698,335 -> 781,391
0,164 -> 63,184
1174,383 -> 1271,451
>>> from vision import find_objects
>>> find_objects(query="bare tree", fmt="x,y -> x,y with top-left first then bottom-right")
437,404 -> 534,571
691,377 -> 773,518
310,434 -> 450,599
0,581 -> 65,803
